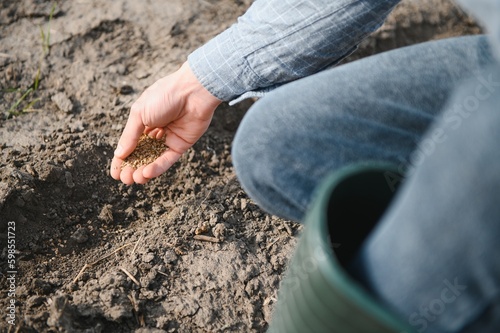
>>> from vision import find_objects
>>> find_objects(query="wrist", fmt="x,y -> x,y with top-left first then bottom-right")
178,61 -> 222,111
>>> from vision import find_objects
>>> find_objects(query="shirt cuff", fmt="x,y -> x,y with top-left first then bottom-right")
188,27 -> 265,102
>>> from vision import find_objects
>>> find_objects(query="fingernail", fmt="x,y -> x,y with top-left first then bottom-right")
114,145 -> 124,157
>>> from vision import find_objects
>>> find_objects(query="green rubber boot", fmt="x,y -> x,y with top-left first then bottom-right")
268,163 -> 415,333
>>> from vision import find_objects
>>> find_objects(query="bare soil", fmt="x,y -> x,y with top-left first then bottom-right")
0,0 -> 480,332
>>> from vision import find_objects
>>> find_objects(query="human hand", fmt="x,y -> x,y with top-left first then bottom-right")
110,62 -> 221,184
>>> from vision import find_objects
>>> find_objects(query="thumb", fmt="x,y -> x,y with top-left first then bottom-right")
114,105 -> 145,159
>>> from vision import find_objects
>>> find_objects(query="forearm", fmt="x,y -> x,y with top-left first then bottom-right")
188,0 -> 401,102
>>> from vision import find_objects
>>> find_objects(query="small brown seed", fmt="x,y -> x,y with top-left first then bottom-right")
121,134 -> 168,170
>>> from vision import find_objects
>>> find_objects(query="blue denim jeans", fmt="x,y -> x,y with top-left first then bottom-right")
349,65 -> 500,333
232,35 -> 500,332
233,35 -> 495,222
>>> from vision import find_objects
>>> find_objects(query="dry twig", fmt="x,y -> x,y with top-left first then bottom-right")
283,221 -> 294,236
156,270 -> 169,278
71,243 -> 134,284
193,234 -> 221,243
266,237 -> 280,250
131,235 -> 144,255
119,267 -> 141,287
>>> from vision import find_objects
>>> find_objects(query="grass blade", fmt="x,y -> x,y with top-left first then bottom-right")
7,88 -> 34,116
40,26 -> 48,55
47,2 -> 57,49
1,88 -> 19,93
34,67 -> 41,91
23,98 -> 41,112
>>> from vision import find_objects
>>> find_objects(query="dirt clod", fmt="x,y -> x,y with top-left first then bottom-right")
71,228 -> 90,244
51,92 -> 74,114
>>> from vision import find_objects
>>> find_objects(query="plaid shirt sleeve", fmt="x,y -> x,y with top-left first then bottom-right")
188,0 -> 401,104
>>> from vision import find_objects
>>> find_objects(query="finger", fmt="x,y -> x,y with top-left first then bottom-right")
110,156 -> 123,180
155,128 -> 166,139
146,128 -> 162,139
114,104 -> 146,159
142,129 -> 194,178
120,165 -> 136,185
142,149 -> 182,179
133,166 -> 150,184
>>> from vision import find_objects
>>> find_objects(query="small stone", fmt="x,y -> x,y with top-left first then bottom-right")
99,272 -> 125,288
51,92 -> 73,113
112,124 -> 123,131
64,159 -> 75,169
98,204 -> 113,223
240,198 -> 248,211
69,120 -> 84,133
108,64 -> 126,75
163,249 -> 178,265
65,171 -> 75,188
194,222 -> 209,235
143,252 -> 155,263
11,169 -> 34,182
26,164 -> 37,176
71,228 -> 89,244
119,84 -> 133,95
212,223 -> 226,240
37,164 -> 64,183
208,212 -> 219,226
255,233 -> 266,244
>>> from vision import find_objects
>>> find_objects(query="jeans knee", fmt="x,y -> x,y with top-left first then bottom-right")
232,103 -> 276,194
231,127 -> 256,195
231,99 -> 303,219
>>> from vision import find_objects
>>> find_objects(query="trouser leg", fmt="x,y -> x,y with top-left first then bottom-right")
232,35 -> 495,221
349,66 -> 500,333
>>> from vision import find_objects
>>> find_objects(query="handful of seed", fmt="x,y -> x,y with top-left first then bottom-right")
121,134 -> 168,170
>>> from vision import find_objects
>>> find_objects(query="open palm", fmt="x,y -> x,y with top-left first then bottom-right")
110,62 -> 221,184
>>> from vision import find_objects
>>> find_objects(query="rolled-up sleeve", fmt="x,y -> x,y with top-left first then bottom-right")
188,0 -> 401,103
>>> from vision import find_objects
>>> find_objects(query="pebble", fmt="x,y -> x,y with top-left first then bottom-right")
70,228 -> 89,244
143,252 -> 155,263
37,164 -> 64,183
212,223 -> 226,240
64,159 -> 75,169
163,249 -> 178,265
240,198 -> 248,211
26,164 -> 37,176
51,92 -> 73,113
65,171 -> 75,188
98,204 -> 113,223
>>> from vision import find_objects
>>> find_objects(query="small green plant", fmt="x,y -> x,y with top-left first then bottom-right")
34,67 -> 41,91
6,88 -> 39,117
1,88 -> 19,93
40,3 -> 57,55
4,2 -> 56,118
